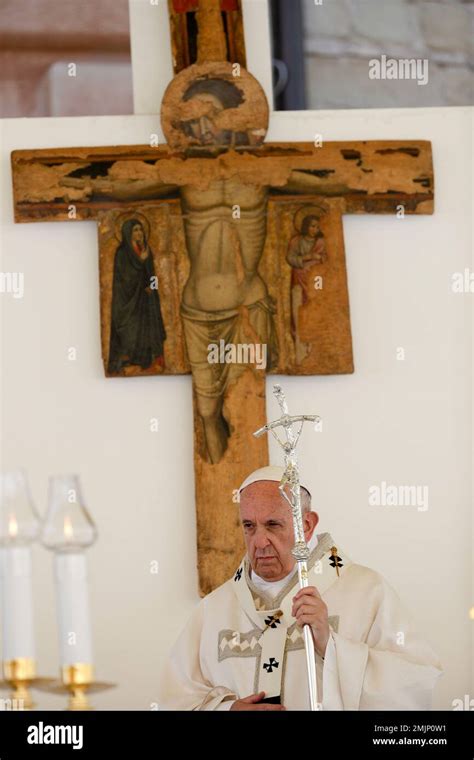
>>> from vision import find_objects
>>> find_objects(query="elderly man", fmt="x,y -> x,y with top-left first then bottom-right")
158,466 -> 442,711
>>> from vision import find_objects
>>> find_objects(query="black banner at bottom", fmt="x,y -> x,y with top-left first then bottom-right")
0,710 -> 472,757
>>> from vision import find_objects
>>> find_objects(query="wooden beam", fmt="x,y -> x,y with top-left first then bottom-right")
12,140 -> 434,223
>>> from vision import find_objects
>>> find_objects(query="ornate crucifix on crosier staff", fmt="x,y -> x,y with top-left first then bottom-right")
254,383 -> 320,711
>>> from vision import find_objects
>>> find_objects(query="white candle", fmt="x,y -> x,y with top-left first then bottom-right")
0,545 -> 35,661
54,552 -> 93,666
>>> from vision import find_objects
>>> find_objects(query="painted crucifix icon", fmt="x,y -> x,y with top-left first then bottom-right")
10,0 -> 434,595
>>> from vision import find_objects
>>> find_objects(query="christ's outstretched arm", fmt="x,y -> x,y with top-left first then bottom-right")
281,170 -> 347,197
61,176 -> 179,201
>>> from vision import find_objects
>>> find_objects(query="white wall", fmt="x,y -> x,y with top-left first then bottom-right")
0,105 -> 472,709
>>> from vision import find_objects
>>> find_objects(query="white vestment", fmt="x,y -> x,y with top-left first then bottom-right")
158,532 -> 442,711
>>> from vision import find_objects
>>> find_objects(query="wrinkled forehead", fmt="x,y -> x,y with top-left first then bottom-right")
239,480 -> 291,517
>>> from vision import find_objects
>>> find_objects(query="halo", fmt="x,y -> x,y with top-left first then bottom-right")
114,211 -> 151,242
160,61 -> 269,152
293,204 -> 329,233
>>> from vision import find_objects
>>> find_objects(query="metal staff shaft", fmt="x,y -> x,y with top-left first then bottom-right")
297,562 -> 318,712
254,384 -> 320,711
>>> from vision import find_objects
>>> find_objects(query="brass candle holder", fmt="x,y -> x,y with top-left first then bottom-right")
0,658 -> 56,709
35,663 -> 116,710
63,664 -> 94,711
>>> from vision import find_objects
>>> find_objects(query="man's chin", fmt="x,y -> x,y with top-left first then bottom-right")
254,558 -> 282,579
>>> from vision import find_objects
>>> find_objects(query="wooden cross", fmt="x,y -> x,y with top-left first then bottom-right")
10,0 -> 434,596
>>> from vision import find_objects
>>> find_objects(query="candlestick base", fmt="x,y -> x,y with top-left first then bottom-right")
35,664 -> 116,710
0,659 -> 56,710
63,664 -> 93,711
67,685 -> 93,711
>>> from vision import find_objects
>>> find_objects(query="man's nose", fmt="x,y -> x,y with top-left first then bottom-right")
253,528 -> 271,549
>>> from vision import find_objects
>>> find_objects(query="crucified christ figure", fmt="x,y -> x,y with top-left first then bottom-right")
63,66 -> 332,464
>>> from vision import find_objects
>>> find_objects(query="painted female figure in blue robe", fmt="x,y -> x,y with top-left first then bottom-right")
108,218 -> 166,374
